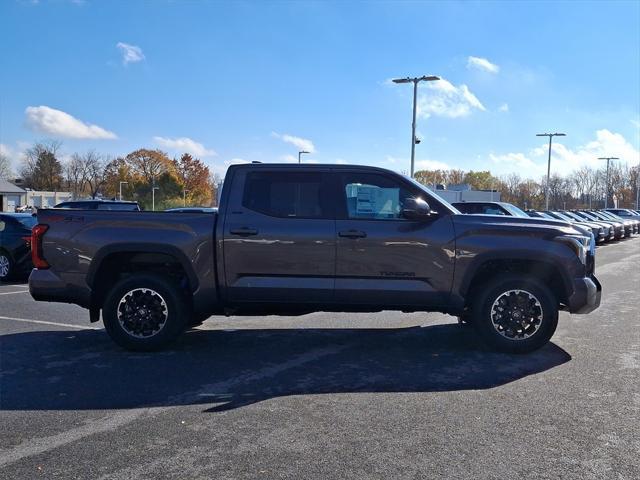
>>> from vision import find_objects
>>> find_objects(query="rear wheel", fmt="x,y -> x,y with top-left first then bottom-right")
0,251 -> 14,282
471,274 -> 558,354
102,273 -> 189,351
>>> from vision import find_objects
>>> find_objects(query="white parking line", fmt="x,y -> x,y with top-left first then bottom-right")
0,315 -> 102,330
0,289 -> 29,295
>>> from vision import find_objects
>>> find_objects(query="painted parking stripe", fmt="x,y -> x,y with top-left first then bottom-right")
0,315 -> 102,330
0,289 -> 29,295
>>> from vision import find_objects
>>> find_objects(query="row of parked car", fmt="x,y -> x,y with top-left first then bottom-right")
452,201 -> 640,244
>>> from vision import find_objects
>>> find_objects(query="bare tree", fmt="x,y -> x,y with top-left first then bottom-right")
81,151 -> 109,199
0,153 -> 13,180
64,153 -> 88,198
21,140 -> 63,190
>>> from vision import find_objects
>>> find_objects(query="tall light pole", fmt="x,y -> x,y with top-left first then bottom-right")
119,181 -> 128,201
392,75 -> 440,178
298,150 -> 310,164
183,189 -> 189,207
151,176 -> 160,212
598,157 -> 619,209
536,132 -> 566,210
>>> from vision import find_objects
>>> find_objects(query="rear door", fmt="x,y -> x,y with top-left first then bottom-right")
334,170 -> 455,308
222,167 -> 337,305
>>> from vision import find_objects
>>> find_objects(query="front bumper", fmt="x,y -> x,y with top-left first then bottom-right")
567,275 -> 602,314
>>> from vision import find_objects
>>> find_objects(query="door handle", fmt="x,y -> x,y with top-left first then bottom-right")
338,230 -> 367,239
230,227 -> 258,236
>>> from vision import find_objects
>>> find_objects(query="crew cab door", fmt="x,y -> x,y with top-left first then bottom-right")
334,170 -> 455,307
222,167 -> 336,304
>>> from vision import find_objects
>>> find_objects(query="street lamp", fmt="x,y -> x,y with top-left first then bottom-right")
183,189 -> 189,207
298,150 -> 310,164
598,157 -> 619,209
119,181 -> 128,201
392,75 -> 440,178
152,182 -> 160,212
536,132 -> 566,210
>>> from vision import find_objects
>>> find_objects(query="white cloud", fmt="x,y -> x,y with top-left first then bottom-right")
25,106 -> 117,139
498,103 -> 509,113
153,136 -> 217,157
116,42 -> 145,65
467,56 -> 500,74
489,129 -> 640,177
271,132 -> 316,153
0,144 -> 11,157
418,79 -> 486,119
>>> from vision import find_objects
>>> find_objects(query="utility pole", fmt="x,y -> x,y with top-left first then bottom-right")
298,150 -> 309,164
152,177 -> 159,212
598,157 -> 619,209
183,189 -> 189,207
392,75 -> 440,178
119,181 -> 128,201
536,132 -> 566,210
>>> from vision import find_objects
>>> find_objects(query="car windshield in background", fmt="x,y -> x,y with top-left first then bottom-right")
501,203 -> 529,218
16,216 -> 37,229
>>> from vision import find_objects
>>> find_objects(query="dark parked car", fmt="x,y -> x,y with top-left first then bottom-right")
0,213 -> 37,281
540,211 -> 608,243
589,210 -> 636,236
54,200 -> 141,211
596,210 -> 638,234
30,163 -> 601,354
569,211 -> 625,240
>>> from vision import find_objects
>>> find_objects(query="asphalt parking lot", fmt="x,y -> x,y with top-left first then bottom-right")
1,238 -> 639,479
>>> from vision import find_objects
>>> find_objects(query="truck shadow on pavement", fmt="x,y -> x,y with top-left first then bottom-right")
0,324 -> 571,412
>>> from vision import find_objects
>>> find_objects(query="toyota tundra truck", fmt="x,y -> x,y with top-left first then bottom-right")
29,163 -> 601,353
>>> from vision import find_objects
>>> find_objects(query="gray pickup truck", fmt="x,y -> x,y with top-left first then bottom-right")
29,163 -> 601,353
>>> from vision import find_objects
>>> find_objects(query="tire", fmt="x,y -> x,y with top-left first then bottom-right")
471,274 -> 558,354
0,250 -> 14,282
102,273 -> 189,351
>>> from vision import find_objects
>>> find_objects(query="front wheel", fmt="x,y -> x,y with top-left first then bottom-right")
0,251 -> 14,282
471,274 -> 558,354
102,273 -> 189,351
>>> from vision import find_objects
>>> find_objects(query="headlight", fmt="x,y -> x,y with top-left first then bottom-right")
555,235 -> 591,264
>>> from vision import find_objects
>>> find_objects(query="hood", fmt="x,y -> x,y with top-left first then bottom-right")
451,213 -> 588,238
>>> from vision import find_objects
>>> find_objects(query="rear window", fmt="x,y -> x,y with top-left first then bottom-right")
243,171 -> 332,219
96,203 -> 139,211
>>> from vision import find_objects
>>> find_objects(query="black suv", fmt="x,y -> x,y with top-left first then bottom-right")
54,200 -> 141,211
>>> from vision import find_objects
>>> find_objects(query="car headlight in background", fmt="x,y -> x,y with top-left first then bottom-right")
555,235 -> 592,265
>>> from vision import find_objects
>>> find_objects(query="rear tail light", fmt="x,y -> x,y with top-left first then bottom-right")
31,224 -> 49,269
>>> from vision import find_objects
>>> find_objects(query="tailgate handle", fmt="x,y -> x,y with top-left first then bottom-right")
339,230 -> 367,239
230,227 -> 258,236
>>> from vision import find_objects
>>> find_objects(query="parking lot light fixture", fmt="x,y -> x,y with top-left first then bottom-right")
598,157 -> 619,209
536,132 -> 566,210
298,150 -> 310,164
392,75 -> 441,178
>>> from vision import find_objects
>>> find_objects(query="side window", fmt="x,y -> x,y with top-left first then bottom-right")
242,171 -> 332,219
97,203 -> 138,211
483,206 -> 506,215
339,173 -> 416,220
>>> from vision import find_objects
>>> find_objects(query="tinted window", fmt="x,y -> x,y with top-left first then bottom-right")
243,171 -> 332,219
97,203 -> 139,211
481,205 -> 507,215
339,173 -> 416,220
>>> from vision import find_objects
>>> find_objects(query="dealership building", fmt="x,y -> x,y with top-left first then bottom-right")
0,179 -> 72,212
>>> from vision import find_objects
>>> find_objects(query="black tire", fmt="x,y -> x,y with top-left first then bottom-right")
471,274 -> 558,354
0,250 -> 15,282
102,273 -> 189,351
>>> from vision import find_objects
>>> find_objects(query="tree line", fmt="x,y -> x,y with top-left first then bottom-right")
14,141 -> 221,210
414,164 -> 640,210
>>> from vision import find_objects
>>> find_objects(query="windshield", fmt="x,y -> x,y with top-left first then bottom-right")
404,176 -> 460,214
551,212 -> 574,222
17,216 -> 37,229
501,203 -> 529,218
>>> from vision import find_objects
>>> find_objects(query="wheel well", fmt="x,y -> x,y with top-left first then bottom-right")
91,252 -> 192,308
464,259 -> 568,308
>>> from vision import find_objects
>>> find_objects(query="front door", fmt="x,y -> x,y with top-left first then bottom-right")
334,170 -> 455,308
223,168 -> 336,305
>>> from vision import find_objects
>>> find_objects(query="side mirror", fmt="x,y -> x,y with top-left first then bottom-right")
402,197 -> 432,220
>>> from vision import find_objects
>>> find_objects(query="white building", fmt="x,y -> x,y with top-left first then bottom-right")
0,179 -> 72,212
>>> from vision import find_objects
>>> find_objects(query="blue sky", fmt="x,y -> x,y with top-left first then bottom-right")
1,0 -> 639,179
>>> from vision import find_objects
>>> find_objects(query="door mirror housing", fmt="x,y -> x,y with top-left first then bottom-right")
402,197 -> 432,220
